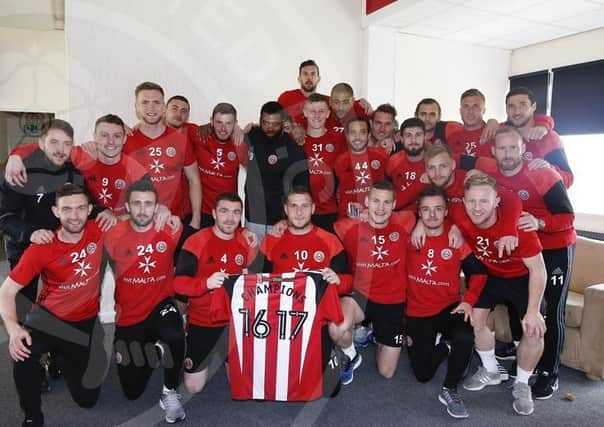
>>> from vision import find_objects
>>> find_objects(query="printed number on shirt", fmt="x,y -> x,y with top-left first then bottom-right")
354,162 -> 368,170
238,308 -> 309,340
70,249 -> 87,264
466,141 -> 477,154
372,235 -> 385,245
427,248 -> 434,258
312,144 -> 322,152
149,147 -> 162,157
294,250 -> 308,261
405,171 -> 416,180
102,177 -> 109,187
137,244 -> 154,256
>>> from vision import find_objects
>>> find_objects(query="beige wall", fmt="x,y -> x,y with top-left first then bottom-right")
511,28 -> 604,75
0,27 -> 67,116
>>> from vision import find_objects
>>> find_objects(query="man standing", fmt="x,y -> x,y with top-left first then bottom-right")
450,173 -> 546,416
447,88 -> 554,158
327,82 -> 371,135
331,181 -> 416,384
386,118 -> 428,211
334,118 -> 388,218
190,103 -> 248,228
301,94 -> 345,231
474,127 -> 576,399
244,101 -> 309,241
406,186 -> 487,419
0,184 -> 107,426
104,178 -> 186,423
174,193 -> 257,395
125,82 -> 202,227
505,87 -> 573,188
369,104 -> 398,154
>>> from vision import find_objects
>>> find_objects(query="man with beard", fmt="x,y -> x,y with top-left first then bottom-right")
423,143 -> 466,203
0,184 -> 107,426
449,173 -> 546,416
278,60 -> 372,126
386,118 -> 429,211
174,193 -> 257,395
189,103 -> 248,228
504,87 -> 573,188
250,186 -> 351,294
332,181 -> 416,384
334,117 -> 388,218
243,101 -> 309,242
447,89 -> 554,158
406,186 -> 487,419
124,82 -> 202,228
369,104 -> 399,155
326,82 -> 372,136
104,179 -> 186,424
4,115 -> 149,218
468,127 -> 576,399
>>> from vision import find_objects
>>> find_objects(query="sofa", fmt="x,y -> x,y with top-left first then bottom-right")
490,235 -> 604,380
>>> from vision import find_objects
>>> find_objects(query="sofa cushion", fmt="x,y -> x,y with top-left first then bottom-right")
565,290 -> 584,328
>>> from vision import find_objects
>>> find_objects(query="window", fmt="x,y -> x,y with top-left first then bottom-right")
509,70 -> 549,115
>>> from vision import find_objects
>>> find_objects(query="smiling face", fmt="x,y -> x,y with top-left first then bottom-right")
463,184 -> 499,229
38,128 -> 73,167
506,94 -> 536,129
52,194 -> 91,234
135,89 -> 166,125
460,95 -> 485,130
211,112 -> 236,142
366,188 -> 394,228
346,120 -> 369,153
213,199 -> 242,236
94,122 -> 125,163
303,100 -> 330,131
284,192 -> 314,233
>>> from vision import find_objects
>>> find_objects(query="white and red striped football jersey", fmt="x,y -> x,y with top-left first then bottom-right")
211,272 -> 343,401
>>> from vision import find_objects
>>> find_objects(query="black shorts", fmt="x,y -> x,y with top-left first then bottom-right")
184,324 -> 228,373
347,292 -> 405,347
474,274 -> 529,317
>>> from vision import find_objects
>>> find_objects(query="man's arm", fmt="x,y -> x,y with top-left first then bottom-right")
522,253 -> 547,338
0,277 -> 32,361
183,162 -> 202,229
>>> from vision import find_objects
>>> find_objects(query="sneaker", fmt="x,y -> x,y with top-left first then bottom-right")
532,371 -> 559,400
497,361 -> 510,381
40,365 -> 51,394
22,413 -> 44,426
46,352 -> 62,379
340,352 -> 362,385
512,382 -> 534,415
463,366 -> 502,391
495,341 -> 517,360
159,389 -> 186,423
353,325 -> 374,348
438,387 -> 469,419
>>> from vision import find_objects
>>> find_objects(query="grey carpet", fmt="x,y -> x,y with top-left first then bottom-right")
1,323 -> 603,426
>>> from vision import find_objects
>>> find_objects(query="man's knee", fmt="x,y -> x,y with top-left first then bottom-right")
377,363 -> 397,379
74,388 -> 100,408
184,373 -> 207,395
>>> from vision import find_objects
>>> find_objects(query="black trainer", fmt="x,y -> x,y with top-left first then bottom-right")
22,412 -> 44,426
532,371 -> 559,400
40,365 -> 51,394
495,341 -> 516,360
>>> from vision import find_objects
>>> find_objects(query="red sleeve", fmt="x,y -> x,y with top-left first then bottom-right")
390,211 -> 417,234
10,143 -> 37,158
184,137 -> 196,167
235,141 -> 249,167
352,100 -> 372,120
534,114 -> 554,133
319,282 -> 344,324
463,273 -> 487,307
445,121 -> 464,142
235,228 -> 259,263
209,286 -> 231,324
497,189 -> 522,237
530,169 -> 575,234
334,218 -> 355,241
173,258 -> 210,297
9,245 -> 45,287
517,230 -> 543,259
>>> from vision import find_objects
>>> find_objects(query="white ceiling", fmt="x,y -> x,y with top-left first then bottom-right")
367,0 -> 604,49
0,0 -> 64,30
